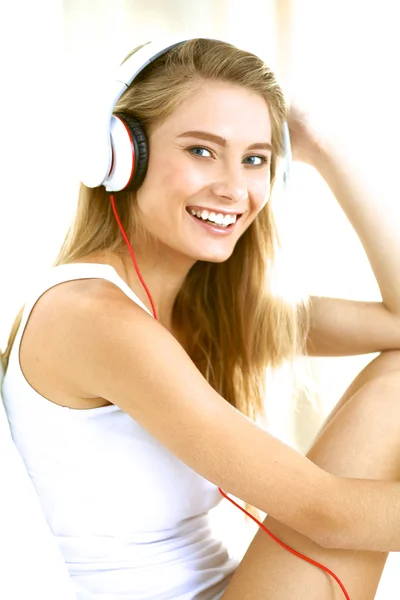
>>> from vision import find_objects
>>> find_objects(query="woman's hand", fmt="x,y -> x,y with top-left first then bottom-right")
287,104 -> 328,167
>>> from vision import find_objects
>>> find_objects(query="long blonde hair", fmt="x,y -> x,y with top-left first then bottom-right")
3,38 -> 310,422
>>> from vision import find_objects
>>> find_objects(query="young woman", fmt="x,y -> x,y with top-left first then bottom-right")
2,38 -> 400,600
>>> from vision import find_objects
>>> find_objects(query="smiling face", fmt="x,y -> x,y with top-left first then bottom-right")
135,79 -> 273,264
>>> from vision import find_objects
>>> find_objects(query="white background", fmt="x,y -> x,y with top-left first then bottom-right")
1,0 -> 399,596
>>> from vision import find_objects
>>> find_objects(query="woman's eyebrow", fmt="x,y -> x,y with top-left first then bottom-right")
177,130 -> 272,151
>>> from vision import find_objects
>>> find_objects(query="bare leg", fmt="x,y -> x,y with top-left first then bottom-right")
222,351 -> 400,599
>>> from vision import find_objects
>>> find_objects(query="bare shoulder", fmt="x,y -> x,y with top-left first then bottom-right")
19,277 -> 139,408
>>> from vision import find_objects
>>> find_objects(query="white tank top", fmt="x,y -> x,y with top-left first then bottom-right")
2,263 -> 237,600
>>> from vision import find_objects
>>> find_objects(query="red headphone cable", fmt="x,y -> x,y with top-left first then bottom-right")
110,193 -> 351,600
110,194 -> 158,320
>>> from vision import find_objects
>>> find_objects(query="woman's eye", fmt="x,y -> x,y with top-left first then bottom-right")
187,147 -> 269,166
188,146 -> 213,158
243,155 -> 270,166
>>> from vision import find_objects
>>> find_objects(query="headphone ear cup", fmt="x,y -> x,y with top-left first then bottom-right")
115,112 -> 149,191
106,112 -> 149,192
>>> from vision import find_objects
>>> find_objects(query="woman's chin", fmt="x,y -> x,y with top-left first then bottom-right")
191,248 -> 234,264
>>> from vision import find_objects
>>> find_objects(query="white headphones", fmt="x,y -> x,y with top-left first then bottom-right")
79,36 -> 292,193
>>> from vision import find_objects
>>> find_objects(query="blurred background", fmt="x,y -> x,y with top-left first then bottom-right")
1,0 -> 399,596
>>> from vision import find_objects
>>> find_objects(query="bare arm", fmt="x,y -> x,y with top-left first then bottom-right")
290,108 -> 400,319
290,109 -> 400,357
313,142 -> 400,317
307,297 -> 400,356
43,280 -> 400,552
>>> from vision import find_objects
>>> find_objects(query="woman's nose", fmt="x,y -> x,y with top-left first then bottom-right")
210,167 -> 248,205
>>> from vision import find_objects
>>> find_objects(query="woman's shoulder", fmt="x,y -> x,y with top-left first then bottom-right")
19,260 -> 150,409
42,251 -> 150,315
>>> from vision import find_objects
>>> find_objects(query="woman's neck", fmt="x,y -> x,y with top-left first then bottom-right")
80,248 -> 195,332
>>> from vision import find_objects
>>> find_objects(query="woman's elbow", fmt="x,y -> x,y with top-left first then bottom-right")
296,475 -> 347,550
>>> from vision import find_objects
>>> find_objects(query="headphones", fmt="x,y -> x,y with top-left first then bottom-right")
80,37 -> 292,193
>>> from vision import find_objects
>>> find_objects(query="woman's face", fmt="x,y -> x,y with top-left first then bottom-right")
135,80 -> 273,264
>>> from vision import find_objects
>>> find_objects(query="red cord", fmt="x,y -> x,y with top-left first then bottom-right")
218,488 -> 351,599
110,194 -> 158,320
110,193 -> 351,600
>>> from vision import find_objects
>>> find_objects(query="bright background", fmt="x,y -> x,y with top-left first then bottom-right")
1,0 -> 399,596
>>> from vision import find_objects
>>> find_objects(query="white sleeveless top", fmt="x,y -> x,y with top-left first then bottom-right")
2,263 -> 237,600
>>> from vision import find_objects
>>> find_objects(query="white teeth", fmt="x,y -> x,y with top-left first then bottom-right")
189,208 -> 238,227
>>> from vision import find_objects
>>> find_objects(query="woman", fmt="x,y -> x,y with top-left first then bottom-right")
2,38 -> 400,600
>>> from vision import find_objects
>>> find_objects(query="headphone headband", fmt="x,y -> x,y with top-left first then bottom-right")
81,37 -> 193,189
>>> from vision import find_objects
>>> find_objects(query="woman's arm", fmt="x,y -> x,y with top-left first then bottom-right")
306,296 -> 400,356
310,140 -> 400,317
36,278 -> 400,552
288,107 -> 400,356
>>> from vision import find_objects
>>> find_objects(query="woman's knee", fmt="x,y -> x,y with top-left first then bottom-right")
314,351 -> 400,444
307,370 -> 400,480
343,350 -> 400,401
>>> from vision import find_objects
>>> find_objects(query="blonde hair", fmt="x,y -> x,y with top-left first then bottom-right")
4,37 -> 310,404
3,41 -> 311,513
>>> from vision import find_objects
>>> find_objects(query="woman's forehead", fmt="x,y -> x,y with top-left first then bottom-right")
155,80 -> 272,143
